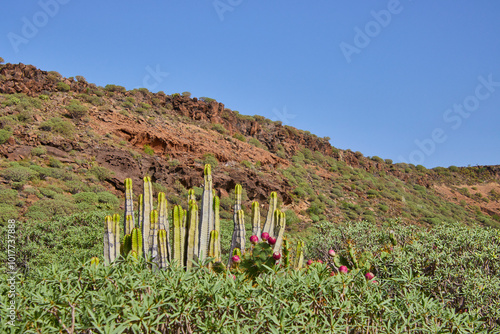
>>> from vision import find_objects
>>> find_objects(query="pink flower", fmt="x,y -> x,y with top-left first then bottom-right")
365,272 -> 375,280
328,249 -> 336,257
231,255 -> 241,263
267,237 -> 277,245
273,252 -> 281,260
307,259 -> 313,266
317,259 -> 323,264
250,235 -> 259,244
261,232 -> 270,241
330,271 -> 336,276
339,266 -> 348,274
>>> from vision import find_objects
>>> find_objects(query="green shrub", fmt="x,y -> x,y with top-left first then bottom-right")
1,166 -> 38,182
88,166 -> 113,181
0,187 -> 18,205
2,96 -> 21,106
39,117 -> 75,137
211,123 -> 226,134
65,100 -> 88,119
202,153 -> 218,168
140,102 -> 151,109
96,191 -> 120,210
73,192 -> 98,205
384,159 -> 393,164
56,81 -> 70,92
182,91 -> 192,98
25,198 -> 78,221
104,84 -> 126,93
144,144 -> 155,156
248,137 -> 262,148
241,160 -> 253,169
0,203 -> 19,222
233,133 -> 246,142
200,97 -> 215,103
0,128 -> 12,144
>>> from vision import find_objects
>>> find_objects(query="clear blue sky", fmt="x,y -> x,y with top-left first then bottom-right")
2,0 -> 499,168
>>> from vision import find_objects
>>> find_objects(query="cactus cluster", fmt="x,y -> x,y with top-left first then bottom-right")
103,164 -> 300,273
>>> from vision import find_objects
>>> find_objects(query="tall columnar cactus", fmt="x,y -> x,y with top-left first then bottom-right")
198,164 -> 214,261
185,201 -> 199,269
123,178 -> 135,234
142,177 -> 153,257
157,192 -> 171,261
282,238 -> 291,268
228,209 -> 246,266
104,214 -> 120,264
172,205 -> 184,266
233,184 -> 242,223
150,210 -> 159,263
262,192 -> 278,237
294,240 -> 305,269
157,229 -> 168,269
251,201 -> 261,241
273,209 -> 286,253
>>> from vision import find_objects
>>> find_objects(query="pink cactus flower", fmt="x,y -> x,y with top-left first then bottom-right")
317,259 -> 323,264
328,249 -> 336,257
267,237 -> 277,245
273,252 -> 281,260
261,232 -> 270,241
232,275 -> 236,280
365,272 -> 375,280
330,271 -> 336,276
339,265 -> 348,274
250,235 -> 259,244
231,255 -> 241,263
307,259 -> 313,266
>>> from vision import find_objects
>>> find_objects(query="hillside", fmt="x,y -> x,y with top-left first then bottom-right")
1,61 -> 500,235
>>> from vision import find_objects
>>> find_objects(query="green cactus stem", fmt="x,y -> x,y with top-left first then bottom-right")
272,210 -> 286,253
150,210 -> 159,262
104,214 -> 120,264
185,201 -> 199,270
123,178 -> 135,234
294,240 -> 305,269
282,238 -> 291,268
208,230 -> 220,266
213,195 -> 221,261
125,215 -> 134,237
131,227 -> 143,259
188,188 -> 196,203
121,234 -> 132,257
198,164 -> 214,261
157,192 -> 171,261
251,201 -> 261,241
157,229 -> 168,269
233,184 -> 242,223
138,194 -> 143,228
172,205 -> 184,266
228,209 -> 246,266
142,176 -> 153,257
262,192 -> 278,237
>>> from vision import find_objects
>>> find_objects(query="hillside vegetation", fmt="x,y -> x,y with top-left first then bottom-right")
0,62 -> 499,234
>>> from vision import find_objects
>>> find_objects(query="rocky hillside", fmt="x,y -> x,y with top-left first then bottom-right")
1,61 -> 499,235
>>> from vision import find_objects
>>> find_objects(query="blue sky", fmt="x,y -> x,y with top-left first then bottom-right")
1,0 -> 499,168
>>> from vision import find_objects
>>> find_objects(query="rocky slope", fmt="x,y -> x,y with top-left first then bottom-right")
1,62 -> 499,232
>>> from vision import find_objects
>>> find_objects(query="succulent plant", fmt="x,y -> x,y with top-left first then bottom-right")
261,192 -> 277,237
104,214 -> 120,264
198,164 -> 214,261
251,201 -> 261,242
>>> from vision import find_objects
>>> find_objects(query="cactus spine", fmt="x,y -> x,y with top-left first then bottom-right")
124,178 -> 135,234
251,201 -> 261,241
198,164 -> 214,261
141,177 -> 153,257
262,192 -> 278,237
